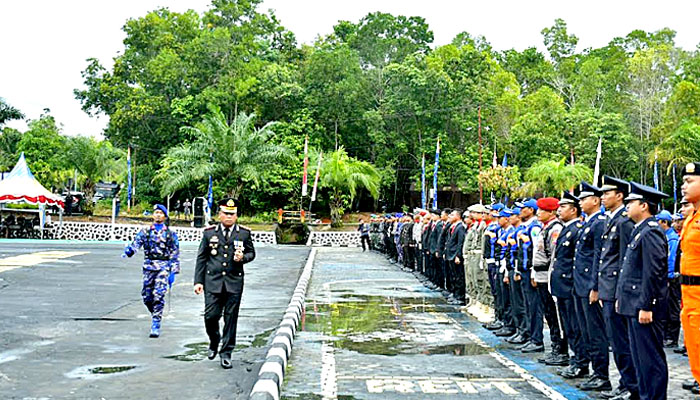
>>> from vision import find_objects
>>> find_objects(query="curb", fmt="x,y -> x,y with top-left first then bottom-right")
250,248 -> 316,400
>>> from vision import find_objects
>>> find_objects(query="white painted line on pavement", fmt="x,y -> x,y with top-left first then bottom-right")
442,313 -> 568,400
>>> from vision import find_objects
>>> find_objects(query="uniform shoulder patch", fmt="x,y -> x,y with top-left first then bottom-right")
598,215 -> 607,220
238,224 -> 252,232
576,223 -> 583,228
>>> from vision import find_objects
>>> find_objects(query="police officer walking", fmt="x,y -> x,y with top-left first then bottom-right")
194,198 -> 256,369
123,204 -> 180,338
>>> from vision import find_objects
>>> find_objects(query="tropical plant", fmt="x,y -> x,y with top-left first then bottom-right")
320,147 -> 380,227
477,165 -> 522,201
524,158 -> 592,196
66,136 -> 125,200
155,107 -> 290,199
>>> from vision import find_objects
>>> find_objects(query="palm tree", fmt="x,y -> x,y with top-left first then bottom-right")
320,147 -> 380,227
524,158 -> 592,196
155,107 -> 289,199
66,136 -> 124,200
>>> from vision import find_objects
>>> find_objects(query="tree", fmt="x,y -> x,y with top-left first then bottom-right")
65,136 -> 125,201
0,127 -> 22,171
0,98 -> 24,126
155,107 -> 289,199
477,166 -> 522,201
16,114 -> 69,190
319,147 -> 380,227
524,158 -> 592,196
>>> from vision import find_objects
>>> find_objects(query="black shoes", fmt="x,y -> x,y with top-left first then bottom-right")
484,321 -> 503,330
578,376 -> 613,391
506,333 -> 528,345
207,348 -> 218,360
682,379 -> 698,390
220,353 -> 232,369
542,353 -> 570,366
494,327 -> 516,337
520,342 -> 545,353
662,339 -> 678,348
558,365 -> 589,379
600,386 -> 627,399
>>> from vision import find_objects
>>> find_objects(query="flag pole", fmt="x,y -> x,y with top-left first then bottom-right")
478,105 -> 483,204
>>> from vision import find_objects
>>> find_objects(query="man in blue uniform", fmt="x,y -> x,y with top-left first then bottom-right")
656,210 -> 681,348
590,176 -> 637,397
484,204 -> 505,330
513,199 -> 541,348
123,204 -> 180,338
194,198 -> 256,369
617,182 -> 669,400
568,182 -> 610,386
494,208 -> 516,338
504,207 -> 528,345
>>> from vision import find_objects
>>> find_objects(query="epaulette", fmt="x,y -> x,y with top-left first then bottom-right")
238,224 -> 252,232
598,215 -> 607,220
576,223 -> 583,228
204,225 -> 216,231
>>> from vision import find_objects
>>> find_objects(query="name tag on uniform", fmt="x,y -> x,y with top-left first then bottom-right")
233,240 -> 243,249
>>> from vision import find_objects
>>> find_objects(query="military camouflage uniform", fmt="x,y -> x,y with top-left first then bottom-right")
125,225 -> 180,323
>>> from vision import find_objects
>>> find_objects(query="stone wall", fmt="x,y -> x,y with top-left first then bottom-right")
48,222 -> 277,244
306,231 -> 360,247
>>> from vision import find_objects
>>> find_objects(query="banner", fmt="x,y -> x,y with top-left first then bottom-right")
127,146 -> 132,210
593,136 -> 602,187
421,155 -> 426,210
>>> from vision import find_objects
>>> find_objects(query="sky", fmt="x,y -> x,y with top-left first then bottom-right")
1,0 -> 699,137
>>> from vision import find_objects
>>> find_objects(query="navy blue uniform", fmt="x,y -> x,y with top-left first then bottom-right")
598,207 -> 638,394
573,210 -> 609,380
445,222 -> 466,302
552,220 -> 587,369
515,219 -> 541,341
430,221 -> 445,288
617,217 -> 668,400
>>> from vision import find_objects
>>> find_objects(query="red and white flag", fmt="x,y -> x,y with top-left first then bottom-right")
311,152 -> 323,202
301,135 -> 309,196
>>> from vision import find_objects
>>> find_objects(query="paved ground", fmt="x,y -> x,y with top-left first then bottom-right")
282,248 -> 696,400
0,240 -> 310,400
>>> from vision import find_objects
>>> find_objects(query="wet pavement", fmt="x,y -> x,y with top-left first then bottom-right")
282,248 -> 697,400
0,241 -> 310,399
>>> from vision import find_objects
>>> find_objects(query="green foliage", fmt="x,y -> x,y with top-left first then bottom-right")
66,136 -> 125,199
0,98 -> 24,126
16,114 -> 69,190
477,166 -> 522,200
524,158 -> 593,196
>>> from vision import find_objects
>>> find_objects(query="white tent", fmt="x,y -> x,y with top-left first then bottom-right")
0,152 -> 64,209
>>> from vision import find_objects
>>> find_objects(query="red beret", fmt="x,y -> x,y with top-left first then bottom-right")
536,197 -> 559,211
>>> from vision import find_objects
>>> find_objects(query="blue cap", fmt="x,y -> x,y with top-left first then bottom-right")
521,198 -> 538,210
153,204 -> 168,217
394,212 -> 403,218
491,203 -> 505,211
673,213 -> 684,221
655,210 -> 673,221
498,208 -> 513,218
511,207 -> 522,215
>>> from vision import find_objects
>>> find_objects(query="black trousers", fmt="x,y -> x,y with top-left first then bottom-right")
665,277 -> 681,344
498,270 -> 514,329
602,300 -> 638,394
360,235 -> 371,251
558,296 -> 587,367
531,282 -> 565,351
575,295 -> 609,379
509,270 -> 528,337
488,263 -> 502,321
204,279 -> 244,355
628,316 -> 668,400
450,258 -> 466,302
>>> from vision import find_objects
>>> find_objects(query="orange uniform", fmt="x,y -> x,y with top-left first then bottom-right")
681,209 -> 700,383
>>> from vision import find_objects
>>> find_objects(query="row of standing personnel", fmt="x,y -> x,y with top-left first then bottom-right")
369,167 -> 700,400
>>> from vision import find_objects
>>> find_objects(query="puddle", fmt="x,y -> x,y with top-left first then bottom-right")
164,329 -> 274,362
303,294 -> 476,356
89,366 -> 136,374
417,343 -> 490,356
65,364 -> 140,379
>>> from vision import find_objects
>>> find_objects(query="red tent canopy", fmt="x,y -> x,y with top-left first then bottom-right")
0,153 -> 64,209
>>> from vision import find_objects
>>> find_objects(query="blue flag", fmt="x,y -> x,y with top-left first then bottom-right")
127,146 -> 132,208
502,153 -> 508,167
673,163 -> 677,207
653,154 -> 659,190
207,153 -> 213,209
432,138 -> 440,209
421,155 -> 426,210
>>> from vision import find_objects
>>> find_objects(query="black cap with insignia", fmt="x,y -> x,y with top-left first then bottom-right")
600,175 -> 631,195
559,191 -> 580,206
578,181 -> 603,199
218,198 -> 239,214
624,182 -> 669,205
682,162 -> 700,176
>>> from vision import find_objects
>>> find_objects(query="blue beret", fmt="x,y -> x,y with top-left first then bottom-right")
491,203 -> 505,211
153,204 -> 168,217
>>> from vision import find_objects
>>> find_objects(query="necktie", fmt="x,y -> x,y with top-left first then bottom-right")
224,227 -> 230,242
